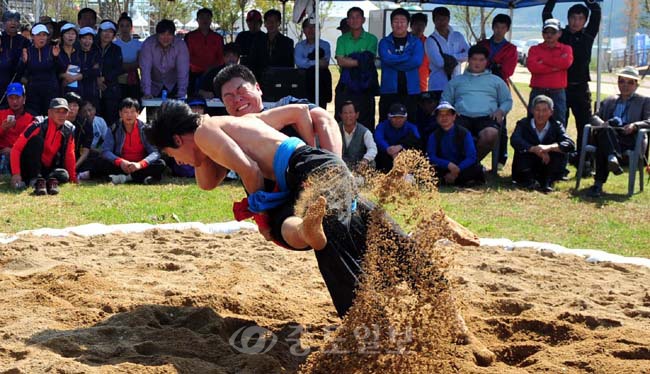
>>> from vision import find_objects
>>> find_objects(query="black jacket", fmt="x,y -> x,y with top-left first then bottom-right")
511,116 -> 575,154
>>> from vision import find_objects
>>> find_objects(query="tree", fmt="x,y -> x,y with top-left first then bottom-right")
42,0 -> 79,23
97,0 -> 132,21
450,6 -> 496,44
625,0 -> 640,64
148,0 -> 192,24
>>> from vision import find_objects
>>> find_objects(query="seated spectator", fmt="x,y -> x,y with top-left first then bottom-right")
1,10 -> 30,107
425,7 -> 469,93
140,19 -> 190,99
247,9 -> 294,81
415,90 -> 440,149
587,66 -> 650,197
197,42 -> 240,100
374,102 -> 421,172
97,20 -> 123,127
115,12 -> 143,101
187,97 -> 207,114
378,8 -> 423,122
0,84 -> 34,164
75,100 -> 109,179
10,98 -> 77,194
22,23 -> 60,116
99,98 -> 165,184
442,44 -> 512,162
338,100 -> 377,171
63,92 -> 91,174
526,18 -> 573,127
235,10 -> 265,69
511,95 -> 575,193
185,8 -> 224,96
426,101 -> 484,186
295,18 -> 332,109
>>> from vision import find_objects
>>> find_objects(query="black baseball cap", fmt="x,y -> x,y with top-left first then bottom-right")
49,98 -> 70,111
388,103 -> 407,117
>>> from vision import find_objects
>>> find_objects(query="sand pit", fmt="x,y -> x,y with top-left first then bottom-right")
1,228 -> 649,373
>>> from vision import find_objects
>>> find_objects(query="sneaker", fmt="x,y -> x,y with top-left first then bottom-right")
143,176 -> 158,185
78,170 -> 91,180
46,178 -> 60,195
587,184 -> 603,198
539,181 -> 554,194
33,178 -> 47,196
109,174 -> 129,185
607,155 -> 623,175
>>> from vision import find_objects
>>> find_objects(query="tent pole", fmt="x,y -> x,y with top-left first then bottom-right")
315,0 -> 320,107
508,7 -> 513,41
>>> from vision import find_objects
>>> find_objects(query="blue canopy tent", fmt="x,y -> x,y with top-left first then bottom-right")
310,0 -> 604,107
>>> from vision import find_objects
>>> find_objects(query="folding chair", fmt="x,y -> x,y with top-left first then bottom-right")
576,124 -> 649,196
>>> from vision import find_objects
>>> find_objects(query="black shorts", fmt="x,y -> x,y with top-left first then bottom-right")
266,145 -> 350,248
457,115 -> 499,139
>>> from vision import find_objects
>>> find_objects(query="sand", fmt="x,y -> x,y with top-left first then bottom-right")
1,228 -> 649,373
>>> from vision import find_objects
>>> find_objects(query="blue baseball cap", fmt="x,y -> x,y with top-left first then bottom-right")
187,97 -> 207,107
6,83 -> 24,97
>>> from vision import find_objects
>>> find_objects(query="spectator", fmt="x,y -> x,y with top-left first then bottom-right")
378,8 -> 423,122
140,19 -> 190,99
334,7 -> 378,131
39,17 -> 55,41
247,9 -> 294,81
478,13 -> 518,167
426,101 -> 484,186
62,92 -> 93,174
57,23 -> 83,95
185,8 -> 224,96
235,10 -> 264,69
1,10 -> 30,107
338,100 -> 377,170
587,66 -> 650,197
187,97 -> 207,115
76,27 -> 101,107
96,20 -> 123,126
442,44 -> 512,162
22,23 -> 60,116
20,25 -> 32,40
425,7 -> 469,93
75,100 -> 109,179
213,64 -> 341,156
77,8 -> 98,30
10,98 -> 77,194
114,12 -> 143,101
543,0 -> 601,163
337,18 -> 349,35
295,18 -> 332,109
374,102 -> 421,172
197,42 -> 240,100
511,95 -> 575,193
100,98 -> 165,184
415,90 -> 440,149
526,18 -> 573,128
0,84 -> 33,162
410,12 -> 430,93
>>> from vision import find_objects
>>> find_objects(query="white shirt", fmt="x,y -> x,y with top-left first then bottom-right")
343,124 -> 378,162
530,118 -> 550,142
425,26 -> 469,91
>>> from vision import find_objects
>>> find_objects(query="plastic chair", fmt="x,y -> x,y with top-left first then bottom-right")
576,124 -> 649,196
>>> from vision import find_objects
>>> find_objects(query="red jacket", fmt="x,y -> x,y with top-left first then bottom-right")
526,42 -> 573,89
416,33 -> 430,93
10,118 -> 77,182
478,38 -> 517,86
184,29 -> 224,73
0,109 -> 34,149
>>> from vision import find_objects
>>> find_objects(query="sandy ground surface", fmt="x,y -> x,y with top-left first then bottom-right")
1,229 -> 649,373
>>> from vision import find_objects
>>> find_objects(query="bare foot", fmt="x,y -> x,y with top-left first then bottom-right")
455,311 -> 496,367
299,196 -> 327,250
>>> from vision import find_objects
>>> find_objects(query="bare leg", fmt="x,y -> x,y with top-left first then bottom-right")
476,127 -> 498,162
280,196 -> 328,250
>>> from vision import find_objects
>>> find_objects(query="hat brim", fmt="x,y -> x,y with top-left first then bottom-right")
388,113 -> 407,118
543,26 -> 560,31
617,72 -> 640,81
50,105 -> 70,110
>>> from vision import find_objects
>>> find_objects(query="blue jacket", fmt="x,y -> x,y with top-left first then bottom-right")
339,51 -> 378,94
102,119 -> 160,165
426,124 -> 477,171
374,119 -> 421,152
378,33 -> 423,95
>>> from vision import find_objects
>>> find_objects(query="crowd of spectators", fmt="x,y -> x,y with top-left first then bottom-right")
0,1 -> 648,197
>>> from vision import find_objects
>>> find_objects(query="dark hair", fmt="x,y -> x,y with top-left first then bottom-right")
119,97 -> 141,112
197,8 -> 213,18
118,12 -> 132,26
340,100 -> 358,113
80,100 -> 95,109
64,92 -> 82,105
347,7 -> 364,18
468,44 -> 489,59
390,8 -> 410,23
264,9 -> 281,22
432,7 -> 450,19
568,4 -> 589,19
20,24 -> 31,33
99,19 -> 117,35
302,18 -> 312,29
411,13 -> 427,25
77,8 -> 97,23
145,100 -> 200,149
213,64 -> 257,98
156,19 -> 176,35
492,14 -> 511,29
223,42 -> 239,56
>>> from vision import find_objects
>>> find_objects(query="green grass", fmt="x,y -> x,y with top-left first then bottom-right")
1,73 -> 648,258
